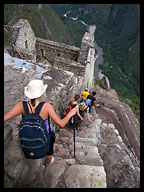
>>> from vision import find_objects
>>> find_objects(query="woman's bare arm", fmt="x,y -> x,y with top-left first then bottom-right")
4,101 -> 78,127
46,102 -> 77,127
4,102 -> 23,122
86,107 -> 91,122
75,105 -> 83,120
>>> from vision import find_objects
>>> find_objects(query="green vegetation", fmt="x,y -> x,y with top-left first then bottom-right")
120,98 -> 140,122
4,4 -> 73,46
93,5 -> 140,106
61,17 -> 87,47
51,4 -> 87,47
39,6 -> 72,44
4,4 -> 19,45
94,80 -> 103,88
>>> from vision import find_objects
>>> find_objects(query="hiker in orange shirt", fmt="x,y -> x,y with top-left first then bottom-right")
64,94 -> 83,126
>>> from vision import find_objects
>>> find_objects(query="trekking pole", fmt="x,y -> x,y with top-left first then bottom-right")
73,115 -> 76,159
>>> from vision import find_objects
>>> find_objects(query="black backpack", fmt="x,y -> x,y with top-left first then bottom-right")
19,101 -> 51,159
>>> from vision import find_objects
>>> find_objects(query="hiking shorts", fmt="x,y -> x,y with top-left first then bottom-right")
46,131 -> 55,155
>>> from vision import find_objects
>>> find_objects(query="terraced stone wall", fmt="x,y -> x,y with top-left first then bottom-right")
36,38 -> 80,65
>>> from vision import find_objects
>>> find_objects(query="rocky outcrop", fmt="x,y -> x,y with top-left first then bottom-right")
93,85 -> 140,188
98,70 -> 110,89
98,122 -> 140,188
94,85 -> 140,160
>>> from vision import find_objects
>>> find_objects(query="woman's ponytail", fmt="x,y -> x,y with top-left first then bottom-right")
31,99 -> 36,107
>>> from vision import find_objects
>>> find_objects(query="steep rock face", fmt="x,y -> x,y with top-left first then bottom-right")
94,85 -> 140,160
98,122 -> 140,188
93,85 -> 140,188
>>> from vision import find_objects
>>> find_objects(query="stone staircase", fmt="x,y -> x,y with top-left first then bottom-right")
4,103 -> 140,188
42,108 -> 107,188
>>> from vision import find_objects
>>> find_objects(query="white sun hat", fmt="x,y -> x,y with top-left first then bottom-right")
85,88 -> 89,92
24,80 -> 48,99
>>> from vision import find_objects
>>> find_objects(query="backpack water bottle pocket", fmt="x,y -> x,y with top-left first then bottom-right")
20,137 -> 50,159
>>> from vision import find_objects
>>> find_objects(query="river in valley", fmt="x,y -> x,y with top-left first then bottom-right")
63,10 -> 104,81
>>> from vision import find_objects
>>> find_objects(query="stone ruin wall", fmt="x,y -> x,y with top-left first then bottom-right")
6,19 -> 96,84
54,57 -> 85,76
36,38 -> 86,76
6,47 -> 34,61
13,20 -> 36,52
36,38 -> 80,64
77,32 -> 95,64
6,19 -> 36,61
78,32 -> 96,91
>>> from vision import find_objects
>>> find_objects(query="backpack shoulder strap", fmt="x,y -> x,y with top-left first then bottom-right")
35,102 -> 45,115
22,101 -> 30,115
28,101 -> 33,113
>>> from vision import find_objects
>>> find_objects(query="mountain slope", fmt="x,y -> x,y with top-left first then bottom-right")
4,4 -> 73,45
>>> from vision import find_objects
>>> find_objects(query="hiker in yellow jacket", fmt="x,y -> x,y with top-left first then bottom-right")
81,88 -> 89,102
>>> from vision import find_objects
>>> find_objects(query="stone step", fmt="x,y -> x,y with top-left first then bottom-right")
54,115 -> 104,168
53,114 -> 104,169
63,165 -> 106,188
54,140 -> 103,166
43,163 -> 107,188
